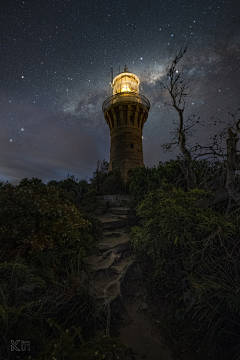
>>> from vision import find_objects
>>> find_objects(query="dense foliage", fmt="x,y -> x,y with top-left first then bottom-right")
127,157 -> 228,206
0,181 -> 93,259
0,257 -> 130,360
0,178 -> 132,360
126,159 -> 182,204
47,174 -> 89,210
130,182 -> 240,359
90,160 -> 126,195
1,156 -> 240,359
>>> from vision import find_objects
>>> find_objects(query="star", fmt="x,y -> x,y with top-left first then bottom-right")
0,0 -> 239,184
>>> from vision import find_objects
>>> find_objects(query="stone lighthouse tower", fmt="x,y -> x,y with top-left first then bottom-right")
102,66 -> 150,179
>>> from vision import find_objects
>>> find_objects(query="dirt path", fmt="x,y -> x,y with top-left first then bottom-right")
87,206 -> 173,360
114,294 -> 173,360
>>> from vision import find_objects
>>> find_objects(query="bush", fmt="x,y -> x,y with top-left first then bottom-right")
90,159 -> 109,195
0,181 -> 93,259
47,174 -> 89,210
127,159 -> 183,205
100,169 -> 127,195
0,258 -> 131,360
90,160 -> 127,195
130,185 -> 240,359
81,188 -> 100,214
0,178 -> 113,360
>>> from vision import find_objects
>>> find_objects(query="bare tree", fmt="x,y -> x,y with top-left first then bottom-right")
157,46 -> 240,212
157,46 -> 201,190
191,110 -> 240,212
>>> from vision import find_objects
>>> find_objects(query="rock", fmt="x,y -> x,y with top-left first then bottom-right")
104,232 -> 122,238
135,291 -> 141,298
97,244 -> 110,252
102,219 -> 126,229
139,301 -> 148,310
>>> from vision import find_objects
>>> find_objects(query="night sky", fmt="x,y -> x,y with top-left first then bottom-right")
1,0 -> 240,185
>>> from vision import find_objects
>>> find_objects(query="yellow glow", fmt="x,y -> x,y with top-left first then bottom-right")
112,72 -> 140,86
111,71 -> 140,95
121,87 -> 131,92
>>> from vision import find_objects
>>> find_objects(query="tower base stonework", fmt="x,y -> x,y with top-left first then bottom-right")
109,126 -> 144,177
104,101 -> 148,179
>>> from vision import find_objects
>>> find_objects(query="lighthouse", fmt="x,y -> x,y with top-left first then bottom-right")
102,66 -> 150,179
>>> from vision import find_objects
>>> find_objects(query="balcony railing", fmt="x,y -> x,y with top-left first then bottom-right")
102,92 -> 150,112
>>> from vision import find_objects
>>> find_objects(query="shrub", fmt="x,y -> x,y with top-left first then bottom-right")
127,158 -> 183,205
130,185 -> 240,358
0,179 -> 104,359
47,174 -> 89,210
0,181 -> 93,257
100,169 -> 127,195
0,258 -> 128,360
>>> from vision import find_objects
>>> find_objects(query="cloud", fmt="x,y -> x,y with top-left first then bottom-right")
0,90 -> 109,185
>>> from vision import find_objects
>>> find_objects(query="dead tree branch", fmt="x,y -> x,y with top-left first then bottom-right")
157,47 -> 240,209
157,46 -> 197,190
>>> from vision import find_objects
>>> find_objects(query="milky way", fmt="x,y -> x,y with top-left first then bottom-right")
0,0 -> 240,184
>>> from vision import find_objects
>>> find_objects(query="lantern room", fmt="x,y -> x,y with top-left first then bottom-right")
111,66 -> 140,95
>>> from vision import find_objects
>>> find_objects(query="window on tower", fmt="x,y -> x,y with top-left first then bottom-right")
131,143 -> 134,149
130,116 -> 134,124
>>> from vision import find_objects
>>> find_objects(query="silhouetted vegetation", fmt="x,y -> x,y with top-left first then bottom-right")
129,180 -> 240,359
0,175 -> 132,360
90,160 -> 127,195
125,46 -> 240,360
1,154 -> 240,359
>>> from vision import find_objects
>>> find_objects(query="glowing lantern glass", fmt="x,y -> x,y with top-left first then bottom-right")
111,71 -> 140,95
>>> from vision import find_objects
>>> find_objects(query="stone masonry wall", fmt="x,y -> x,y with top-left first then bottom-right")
104,101 -> 149,178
